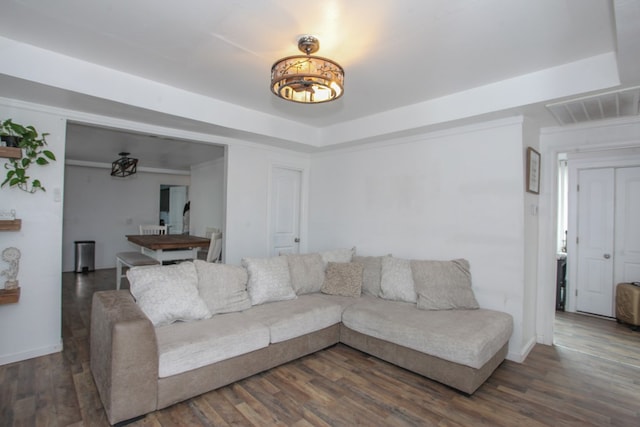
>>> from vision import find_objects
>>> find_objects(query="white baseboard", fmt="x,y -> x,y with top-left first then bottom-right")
506,336 -> 537,363
0,341 -> 63,366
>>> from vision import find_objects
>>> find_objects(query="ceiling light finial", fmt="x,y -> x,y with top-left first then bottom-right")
271,35 -> 344,104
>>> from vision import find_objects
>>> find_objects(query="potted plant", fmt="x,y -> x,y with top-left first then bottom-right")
1,119 -> 56,193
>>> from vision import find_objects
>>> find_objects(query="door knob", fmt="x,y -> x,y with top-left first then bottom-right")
603,253 -> 611,259
294,238 -> 300,243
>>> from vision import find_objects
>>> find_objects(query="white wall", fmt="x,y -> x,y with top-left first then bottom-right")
308,117 -> 529,361
522,118 -> 541,357
1,95 -> 313,365
0,102 -> 66,365
63,165 -> 189,271
189,157 -> 225,238
225,143 -> 310,265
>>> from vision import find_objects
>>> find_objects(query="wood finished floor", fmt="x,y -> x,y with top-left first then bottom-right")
1,269 -> 639,426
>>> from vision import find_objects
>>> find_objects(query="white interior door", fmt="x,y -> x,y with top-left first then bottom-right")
614,167 -> 640,284
168,186 -> 187,234
576,168 -> 614,316
270,167 -> 301,256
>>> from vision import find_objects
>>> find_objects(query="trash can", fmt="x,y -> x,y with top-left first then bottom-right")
74,240 -> 95,273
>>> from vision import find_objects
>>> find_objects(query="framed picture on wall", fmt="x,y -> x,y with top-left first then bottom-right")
526,147 -> 541,194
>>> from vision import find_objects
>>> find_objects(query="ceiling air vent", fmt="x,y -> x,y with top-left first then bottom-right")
546,86 -> 640,126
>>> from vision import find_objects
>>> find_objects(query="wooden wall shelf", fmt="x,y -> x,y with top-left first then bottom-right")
0,287 -> 20,305
0,146 -> 22,159
0,219 -> 21,231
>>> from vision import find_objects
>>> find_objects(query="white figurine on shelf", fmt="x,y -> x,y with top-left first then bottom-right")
1,247 -> 21,289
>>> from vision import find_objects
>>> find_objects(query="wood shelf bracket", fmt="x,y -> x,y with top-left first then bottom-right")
0,219 -> 22,231
0,287 -> 20,305
0,146 -> 22,159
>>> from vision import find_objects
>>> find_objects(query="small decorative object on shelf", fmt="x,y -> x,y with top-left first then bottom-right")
0,209 -> 16,220
1,247 -> 21,290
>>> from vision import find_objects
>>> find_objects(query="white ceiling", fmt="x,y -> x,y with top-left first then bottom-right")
0,0 -> 639,169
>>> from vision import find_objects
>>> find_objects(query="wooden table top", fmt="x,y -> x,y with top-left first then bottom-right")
126,234 -> 210,250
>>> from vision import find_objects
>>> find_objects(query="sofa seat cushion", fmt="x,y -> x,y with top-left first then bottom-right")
156,312 -> 270,378
314,293 -> 362,311
342,296 -> 513,369
241,294 -> 344,343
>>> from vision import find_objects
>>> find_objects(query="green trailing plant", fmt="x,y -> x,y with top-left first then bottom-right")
1,119 -> 56,193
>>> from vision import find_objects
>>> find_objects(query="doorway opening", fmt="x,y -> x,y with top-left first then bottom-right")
553,149 -> 640,345
160,184 -> 189,234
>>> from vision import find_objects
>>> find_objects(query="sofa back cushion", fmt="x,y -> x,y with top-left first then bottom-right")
410,258 -> 479,310
286,253 -> 325,295
353,255 -> 389,296
242,256 -> 297,305
127,262 -> 211,326
194,260 -> 252,314
320,247 -> 356,268
379,256 -> 417,303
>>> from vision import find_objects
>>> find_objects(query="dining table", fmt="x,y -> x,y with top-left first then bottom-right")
125,234 -> 210,263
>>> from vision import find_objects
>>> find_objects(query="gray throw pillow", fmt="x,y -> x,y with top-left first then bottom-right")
286,253 -> 325,295
194,260 -> 252,314
321,262 -> 363,297
352,255 -> 390,296
410,258 -> 479,310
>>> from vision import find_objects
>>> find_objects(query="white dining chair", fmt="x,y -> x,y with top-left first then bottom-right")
114,224 -> 167,289
139,224 -> 167,235
203,226 -> 220,238
198,232 -> 222,263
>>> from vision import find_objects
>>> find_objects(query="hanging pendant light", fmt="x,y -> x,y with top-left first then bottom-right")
110,152 -> 138,177
271,35 -> 344,104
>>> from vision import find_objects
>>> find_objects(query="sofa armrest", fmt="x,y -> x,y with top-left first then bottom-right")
90,290 -> 158,425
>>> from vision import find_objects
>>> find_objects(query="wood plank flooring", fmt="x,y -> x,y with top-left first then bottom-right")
554,310 -> 640,368
1,269 -> 639,426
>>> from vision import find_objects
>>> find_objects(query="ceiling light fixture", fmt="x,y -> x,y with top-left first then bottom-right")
110,152 -> 138,177
271,35 -> 344,104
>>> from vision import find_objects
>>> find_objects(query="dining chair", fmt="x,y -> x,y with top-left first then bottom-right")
198,232 -> 222,263
114,224 -> 167,289
207,232 -> 223,263
139,224 -> 167,235
204,226 -> 220,238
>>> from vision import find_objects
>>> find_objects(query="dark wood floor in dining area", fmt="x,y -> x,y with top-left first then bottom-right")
1,269 -> 640,426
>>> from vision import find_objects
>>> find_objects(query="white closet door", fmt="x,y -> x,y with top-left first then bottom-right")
576,168 -> 614,316
614,167 -> 640,285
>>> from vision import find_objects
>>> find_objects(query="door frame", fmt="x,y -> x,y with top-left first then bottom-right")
267,162 -> 309,256
567,154 -> 640,313
537,130 -> 640,346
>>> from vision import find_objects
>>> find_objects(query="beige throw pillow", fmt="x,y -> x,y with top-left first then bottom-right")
286,253 -> 325,295
410,258 -> 479,310
127,262 -> 211,327
242,256 -> 297,305
194,260 -> 252,314
321,262 -> 363,297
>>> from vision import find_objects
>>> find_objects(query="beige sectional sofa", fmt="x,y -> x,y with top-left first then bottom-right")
90,251 -> 513,425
